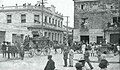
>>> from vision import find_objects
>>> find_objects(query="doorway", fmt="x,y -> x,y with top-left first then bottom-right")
97,36 -> 103,44
110,34 -> 120,44
80,35 -> 89,43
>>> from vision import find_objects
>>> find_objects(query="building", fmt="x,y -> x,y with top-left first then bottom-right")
0,2 -> 64,44
73,0 -> 120,44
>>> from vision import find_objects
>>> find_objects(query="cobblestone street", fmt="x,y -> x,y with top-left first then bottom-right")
0,49 -> 120,70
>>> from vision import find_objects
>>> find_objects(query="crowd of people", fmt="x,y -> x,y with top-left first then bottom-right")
1,38 -> 120,70
0,35 -> 31,60
44,41 -> 120,70
1,41 -> 25,60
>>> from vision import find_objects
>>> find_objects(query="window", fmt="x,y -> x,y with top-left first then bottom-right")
21,14 -> 26,23
58,34 -> 59,42
55,33 -> 57,40
111,6 -> 113,9
113,17 -> 117,23
45,16 -> 47,23
81,5 -> 84,9
52,18 -> 54,24
61,21 -> 63,27
7,15 -> 12,23
118,17 -> 120,22
52,33 -> 54,41
34,15 -> 39,23
55,19 -> 57,26
44,32 -> 47,37
49,17 -> 51,23
58,20 -> 60,27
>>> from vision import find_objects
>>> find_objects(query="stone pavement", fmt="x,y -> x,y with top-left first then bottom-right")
0,50 -> 120,70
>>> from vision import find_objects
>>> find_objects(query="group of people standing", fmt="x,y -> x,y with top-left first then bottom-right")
1,40 -> 25,60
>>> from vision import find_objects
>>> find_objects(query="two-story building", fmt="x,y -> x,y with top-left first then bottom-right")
73,0 -> 120,44
0,2 -> 64,44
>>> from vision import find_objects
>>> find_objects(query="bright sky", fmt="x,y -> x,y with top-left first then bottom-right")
0,0 -> 74,27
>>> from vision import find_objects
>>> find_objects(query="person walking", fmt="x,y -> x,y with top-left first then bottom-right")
69,48 -> 74,67
83,48 -> 93,70
113,44 -> 118,56
44,55 -> 55,70
63,47 -> 69,67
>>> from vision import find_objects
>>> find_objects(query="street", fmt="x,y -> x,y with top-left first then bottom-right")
0,49 -> 120,70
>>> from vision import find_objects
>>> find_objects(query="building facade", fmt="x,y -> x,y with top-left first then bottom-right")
73,0 -> 120,44
0,2 -> 64,44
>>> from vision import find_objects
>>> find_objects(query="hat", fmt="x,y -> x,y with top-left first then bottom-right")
48,55 -> 52,59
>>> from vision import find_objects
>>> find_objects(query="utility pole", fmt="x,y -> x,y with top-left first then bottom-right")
39,0 -> 47,37
64,16 -> 70,46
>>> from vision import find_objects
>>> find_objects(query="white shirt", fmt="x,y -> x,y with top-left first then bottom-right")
117,45 -> 120,51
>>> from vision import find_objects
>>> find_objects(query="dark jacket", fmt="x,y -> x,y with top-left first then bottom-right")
84,51 -> 90,60
63,49 -> 69,59
1,43 -> 6,51
44,59 -> 55,70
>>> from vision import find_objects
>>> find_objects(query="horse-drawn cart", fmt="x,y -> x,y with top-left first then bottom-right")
23,36 -> 51,57
32,37 -> 51,56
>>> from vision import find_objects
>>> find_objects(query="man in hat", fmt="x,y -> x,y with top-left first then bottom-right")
1,41 -> 7,58
44,55 -> 55,70
63,47 -> 69,67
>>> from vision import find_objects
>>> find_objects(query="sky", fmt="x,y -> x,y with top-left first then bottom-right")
0,0 -> 74,27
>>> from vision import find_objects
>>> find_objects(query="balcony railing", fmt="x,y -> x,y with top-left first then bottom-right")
0,5 -> 63,17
